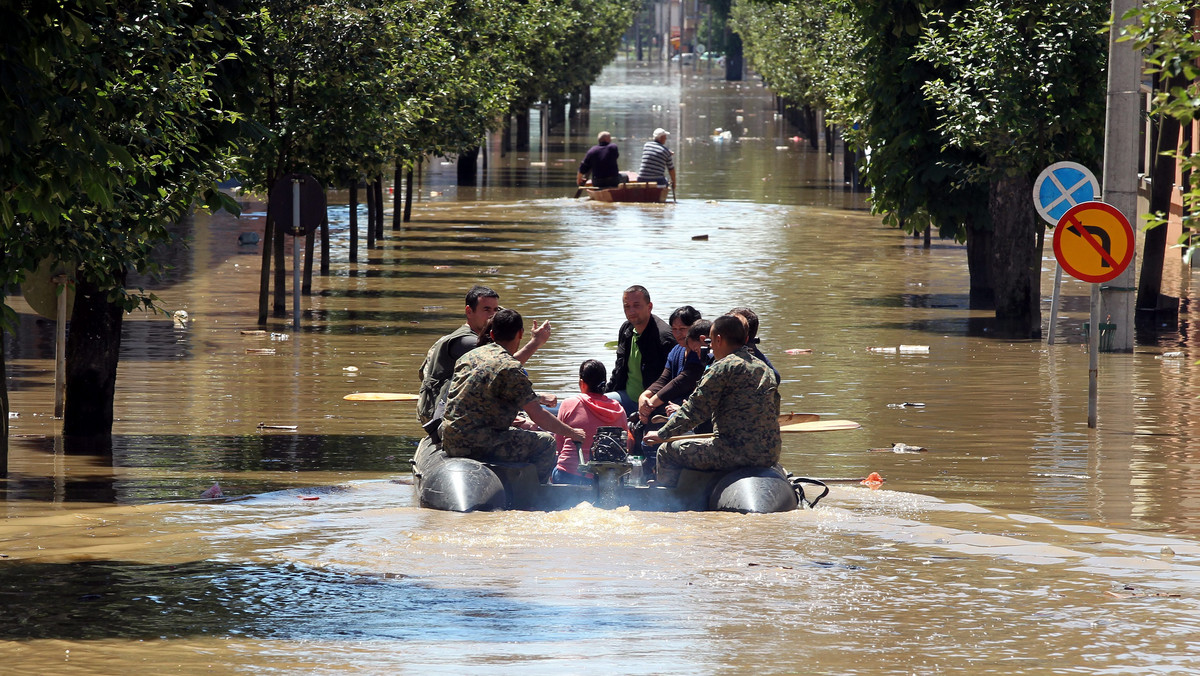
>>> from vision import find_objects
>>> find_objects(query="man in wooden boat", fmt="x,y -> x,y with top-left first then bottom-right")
643,315 -> 782,487
416,285 -> 550,425
576,131 -> 626,189
637,128 -> 676,187
605,285 -> 679,416
440,309 -> 584,482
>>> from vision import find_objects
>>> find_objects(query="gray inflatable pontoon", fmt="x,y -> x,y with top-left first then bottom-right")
411,437 -> 828,513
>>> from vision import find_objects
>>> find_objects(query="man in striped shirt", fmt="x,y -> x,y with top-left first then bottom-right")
637,128 -> 676,187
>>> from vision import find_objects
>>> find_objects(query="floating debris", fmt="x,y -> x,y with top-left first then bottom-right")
478,267 -> 500,274
298,495 -> 321,501
421,305 -> 444,311
237,232 -> 260,246
691,234 -> 709,241
343,366 -> 359,372
373,361 -> 391,366
7,412 -> 17,419
172,310 -> 189,328
529,162 -> 546,167
1159,352 -> 1185,359
775,146 -> 789,150
870,442 -> 927,453
245,348 -> 276,355
899,345 -> 930,353
784,348 -> 812,355
1105,585 -> 1181,599
429,191 -> 442,197
433,265 -> 451,270
199,483 -> 223,499
869,346 -> 898,353
270,333 -> 289,341
241,330 -> 267,336
257,423 -> 297,431
887,402 -> 926,408
860,472 -> 885,488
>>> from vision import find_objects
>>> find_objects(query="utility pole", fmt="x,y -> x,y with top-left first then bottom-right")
1099,0 -> 1142,352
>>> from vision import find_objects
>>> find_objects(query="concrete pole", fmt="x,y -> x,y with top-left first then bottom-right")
1099,0 -> 1142,352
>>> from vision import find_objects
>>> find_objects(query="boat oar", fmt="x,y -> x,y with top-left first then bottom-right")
650,412 -> 818,425
652,419 -> 861,444
343,392 -> 418,402
573,186 -> 584,198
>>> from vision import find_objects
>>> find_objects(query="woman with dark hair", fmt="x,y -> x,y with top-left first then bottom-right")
637,307 -> 705,423
551,359 -> 630,485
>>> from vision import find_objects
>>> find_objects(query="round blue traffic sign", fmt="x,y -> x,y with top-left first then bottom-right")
1033,161 -> 1100,226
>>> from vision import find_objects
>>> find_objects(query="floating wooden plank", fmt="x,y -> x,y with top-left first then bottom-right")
343,392 -> 418,402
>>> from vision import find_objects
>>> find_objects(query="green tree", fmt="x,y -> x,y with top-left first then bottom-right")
916,1 -> 1108,336
1,1 -> 259,446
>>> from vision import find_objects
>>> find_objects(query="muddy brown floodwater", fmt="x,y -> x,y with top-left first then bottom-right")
3,59 -> 1199,674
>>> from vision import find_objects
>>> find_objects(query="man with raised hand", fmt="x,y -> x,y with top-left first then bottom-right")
441,309 -> 585,482
417,285 -> 550,425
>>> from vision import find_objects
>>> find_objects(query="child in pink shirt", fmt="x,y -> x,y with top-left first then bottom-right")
552,360 -> 630,484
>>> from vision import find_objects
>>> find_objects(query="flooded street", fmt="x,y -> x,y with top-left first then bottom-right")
3,59 -> 1199,673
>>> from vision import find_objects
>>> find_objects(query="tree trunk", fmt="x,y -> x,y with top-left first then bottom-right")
501,115 -> 511,156
393,161 -> 403,231
348,181 -> 358,262
257,198 -> 275,325
988,172 -> 1040,337
516,109 -> 531,151
404,166 -> 414,222
62,275 -> 124,445
302,228 -> 315,295
1136,79 -> 1183,328
1,326 -> 8,475
272,209 -> 286,315
365,178 -> 376,251
724,29 -> 743,81
966,220 -> 996,309
373,177 -> 384,242
457,146 -> 480,185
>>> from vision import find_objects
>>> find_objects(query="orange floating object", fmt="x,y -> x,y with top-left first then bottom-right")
861,472 -> 884,488
299,496 -> 320,501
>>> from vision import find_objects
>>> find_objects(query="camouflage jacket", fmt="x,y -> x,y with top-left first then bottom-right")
441,342 -> 537,452
416,323 -> 477,424
658,346 -> 781,459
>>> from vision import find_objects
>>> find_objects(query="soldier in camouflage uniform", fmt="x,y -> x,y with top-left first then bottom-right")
441,308 -> 585,482
417,285 -> 552,425
645,315 -> 781,486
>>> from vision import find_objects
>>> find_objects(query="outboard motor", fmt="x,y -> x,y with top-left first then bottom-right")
577,427 -> 631,509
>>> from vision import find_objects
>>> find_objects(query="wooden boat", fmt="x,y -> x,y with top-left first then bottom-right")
410,437 -> 827,514
584,172 -> 670,203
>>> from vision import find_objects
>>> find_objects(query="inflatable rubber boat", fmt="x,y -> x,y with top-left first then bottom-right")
411,437 -> 828,513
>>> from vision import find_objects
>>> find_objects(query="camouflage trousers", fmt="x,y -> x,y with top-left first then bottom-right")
445,427 -> 557,482
656,438 -> 779,487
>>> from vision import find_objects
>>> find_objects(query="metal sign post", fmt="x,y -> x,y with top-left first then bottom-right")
1052,201 -> 1135,428
268,173 -> 326,331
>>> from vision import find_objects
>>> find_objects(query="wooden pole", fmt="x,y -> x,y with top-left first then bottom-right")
319,213 -> 329,276
272,205 -> 286,315
374,177 -> 384,242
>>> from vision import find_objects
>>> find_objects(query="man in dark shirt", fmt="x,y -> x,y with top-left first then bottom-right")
576,131 -> 626,189
606,285 -> 678,416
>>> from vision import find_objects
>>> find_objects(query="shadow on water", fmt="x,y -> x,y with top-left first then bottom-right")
2,434 -> 419,503
0,559 -> 649,643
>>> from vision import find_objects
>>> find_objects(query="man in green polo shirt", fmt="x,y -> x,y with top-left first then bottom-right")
605,285 -> 677,416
